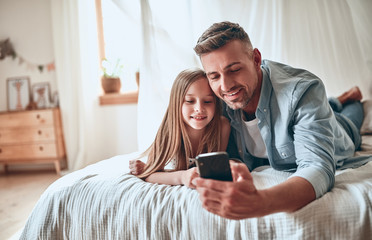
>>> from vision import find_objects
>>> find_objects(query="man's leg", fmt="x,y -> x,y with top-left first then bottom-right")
337,86 -> 362,106
337,87 -> 364,130
329,86 -> 364,150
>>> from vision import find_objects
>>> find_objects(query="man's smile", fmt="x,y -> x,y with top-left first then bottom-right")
223,88 -> 243,101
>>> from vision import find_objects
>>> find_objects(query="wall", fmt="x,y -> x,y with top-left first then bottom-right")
0,0 -> 138,171
0,0 -> 57,108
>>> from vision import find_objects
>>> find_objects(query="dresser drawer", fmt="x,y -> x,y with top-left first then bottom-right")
0,127 -> 56,144
0,108 -> 66,174
0,143 -> 58,160
0,110 -> 54,128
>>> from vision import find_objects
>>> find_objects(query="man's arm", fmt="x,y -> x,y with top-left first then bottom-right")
193,162 -> 315,219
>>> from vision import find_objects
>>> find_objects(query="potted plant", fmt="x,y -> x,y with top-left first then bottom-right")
101,58 -> 124,94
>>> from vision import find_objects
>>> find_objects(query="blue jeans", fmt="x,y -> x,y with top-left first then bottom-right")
328,97 -> 364,150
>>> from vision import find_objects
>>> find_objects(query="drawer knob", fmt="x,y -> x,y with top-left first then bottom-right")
38,130 -> 42,135
39,146 -> 44,151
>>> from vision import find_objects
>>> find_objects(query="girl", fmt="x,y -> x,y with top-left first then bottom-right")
129,68 -> 230,188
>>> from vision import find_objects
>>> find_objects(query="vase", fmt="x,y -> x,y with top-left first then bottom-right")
101,77 -> 121,93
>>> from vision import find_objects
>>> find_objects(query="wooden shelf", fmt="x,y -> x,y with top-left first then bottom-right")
99,91 -> 138,105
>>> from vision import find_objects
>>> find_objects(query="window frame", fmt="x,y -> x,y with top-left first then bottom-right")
95,0 -> 138,105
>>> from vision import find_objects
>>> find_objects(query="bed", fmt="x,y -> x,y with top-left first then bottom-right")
20,101 -> 372,240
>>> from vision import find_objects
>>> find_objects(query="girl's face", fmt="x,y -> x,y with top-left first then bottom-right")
182,77 -> 216,131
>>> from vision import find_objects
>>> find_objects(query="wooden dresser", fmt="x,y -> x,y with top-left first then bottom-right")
0,108 -> 66,175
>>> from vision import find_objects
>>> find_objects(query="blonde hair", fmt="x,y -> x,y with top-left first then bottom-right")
137,68 -> 223,179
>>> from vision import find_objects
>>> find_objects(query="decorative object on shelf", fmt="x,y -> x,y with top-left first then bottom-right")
26,101 -> 38,110
6,76 -> 31,111
0,38 -> 55,73
50,91 -> 59,107
101,58 -> 123,93
32,82 -> 51,109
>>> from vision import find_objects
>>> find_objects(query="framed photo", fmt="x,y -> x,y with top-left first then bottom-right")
32,82 -> 51,109
6,76 -> 31,111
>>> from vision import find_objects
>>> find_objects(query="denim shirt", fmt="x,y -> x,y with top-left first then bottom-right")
225,60 -> 357,198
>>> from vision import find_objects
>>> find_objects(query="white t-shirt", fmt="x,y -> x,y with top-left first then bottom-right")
166,158 -> 196,170
242,116 -> 268,158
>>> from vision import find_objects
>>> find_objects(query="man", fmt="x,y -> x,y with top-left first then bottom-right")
192,21 -> 368,219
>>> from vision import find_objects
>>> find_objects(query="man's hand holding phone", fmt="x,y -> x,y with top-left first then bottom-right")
192,159 -> 259,220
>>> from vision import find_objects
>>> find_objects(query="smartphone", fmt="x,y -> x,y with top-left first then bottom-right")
195,151 -> 233,181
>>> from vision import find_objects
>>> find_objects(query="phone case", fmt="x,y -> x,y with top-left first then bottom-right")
195,152 -> 233,181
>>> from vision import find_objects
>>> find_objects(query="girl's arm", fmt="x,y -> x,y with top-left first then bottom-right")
220,116 -> 231,151
145,168 -> 199,188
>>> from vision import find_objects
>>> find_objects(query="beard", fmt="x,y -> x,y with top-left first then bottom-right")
224,90 -> 252,110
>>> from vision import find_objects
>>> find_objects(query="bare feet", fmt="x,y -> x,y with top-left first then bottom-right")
337,86 -> 362,105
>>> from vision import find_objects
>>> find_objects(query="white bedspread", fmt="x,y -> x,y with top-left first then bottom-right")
20,138 -> 372,240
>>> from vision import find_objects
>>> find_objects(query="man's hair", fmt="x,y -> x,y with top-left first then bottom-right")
194,21 -> 253,56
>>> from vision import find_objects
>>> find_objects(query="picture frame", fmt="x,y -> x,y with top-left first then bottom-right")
32,82 -> 51,109
6,76 -> 31,111
51,91 -> 59,107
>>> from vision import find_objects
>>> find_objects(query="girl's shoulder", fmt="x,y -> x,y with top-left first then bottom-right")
220,115 -> 231,129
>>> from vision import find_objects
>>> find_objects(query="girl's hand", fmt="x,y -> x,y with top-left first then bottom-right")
182,167 -> 199,188
129,160 -> 145,175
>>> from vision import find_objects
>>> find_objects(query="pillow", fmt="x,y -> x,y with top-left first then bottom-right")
360,100 -> 372,134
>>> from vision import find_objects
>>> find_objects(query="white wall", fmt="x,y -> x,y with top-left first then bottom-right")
0,0 -> 138,171
0,0 -> 57,108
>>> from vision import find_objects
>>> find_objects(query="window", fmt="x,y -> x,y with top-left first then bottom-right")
96,0 -> 141,104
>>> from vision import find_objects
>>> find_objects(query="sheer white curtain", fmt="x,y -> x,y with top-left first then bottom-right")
51,0 -> 372,168
137,0 -> 199,150
50,0 -> 101,170
280,0 -> 372,97
136,0 -> 372,151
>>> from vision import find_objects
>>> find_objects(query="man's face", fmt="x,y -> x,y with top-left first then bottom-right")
200,40 -> 262,110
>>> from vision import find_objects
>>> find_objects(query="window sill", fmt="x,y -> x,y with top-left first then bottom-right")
99,91 -> 138,105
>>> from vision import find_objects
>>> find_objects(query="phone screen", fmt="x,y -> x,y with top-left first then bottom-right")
195,152 -> 233,181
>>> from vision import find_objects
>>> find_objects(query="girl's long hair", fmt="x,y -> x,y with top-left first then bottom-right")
137,68 -> 223,179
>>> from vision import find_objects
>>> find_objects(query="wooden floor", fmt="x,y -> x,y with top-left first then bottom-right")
0,170 -> 60,240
